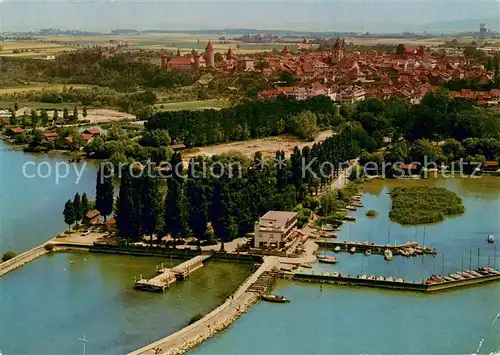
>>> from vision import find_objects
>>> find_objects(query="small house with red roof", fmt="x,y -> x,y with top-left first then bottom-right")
7,127 -> 24,135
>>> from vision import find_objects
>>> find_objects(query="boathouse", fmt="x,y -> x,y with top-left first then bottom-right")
83,209 -> 101,225
253,211 -> 297,249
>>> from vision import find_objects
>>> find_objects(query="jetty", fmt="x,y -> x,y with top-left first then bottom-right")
288,266 -> 500,293
129,257 -> 280,355
316,240 -> 436,257
135,255 -> 211,292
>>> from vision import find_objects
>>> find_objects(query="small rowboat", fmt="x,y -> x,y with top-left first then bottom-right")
318,256 -> 337,264
334,246 -> 341,252
261,294 -> 290,303
488,234 -> 495,244
364,249 -> 372,256
349,247 -> 356,254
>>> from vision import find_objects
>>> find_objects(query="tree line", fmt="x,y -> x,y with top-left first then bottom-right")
145,95 -> 337,147
113,128 -> 359,247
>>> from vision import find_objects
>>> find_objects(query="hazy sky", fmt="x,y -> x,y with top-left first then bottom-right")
0,0 -> 499,33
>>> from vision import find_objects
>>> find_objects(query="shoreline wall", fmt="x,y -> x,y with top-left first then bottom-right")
290,272 -> 500,293
0,245 -> 49,277
129,256 -> 278,355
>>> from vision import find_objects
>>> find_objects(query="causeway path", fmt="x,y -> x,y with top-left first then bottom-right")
129,257 -> 279,355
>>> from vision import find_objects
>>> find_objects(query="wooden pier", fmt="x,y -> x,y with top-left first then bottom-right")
289,266 -> 500,293
134,255 -> 211,292
316,240 -> 437,257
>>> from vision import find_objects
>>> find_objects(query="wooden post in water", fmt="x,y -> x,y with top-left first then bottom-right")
469,249 -> 473,269
478,248 -> 481,269
461,252 -> 464,271
441,254 -> 445,275
494,247 -> 497,269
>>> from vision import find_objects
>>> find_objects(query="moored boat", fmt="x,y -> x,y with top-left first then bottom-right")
261,294 -> 290,303
488,234 -> 495,244
384,249 -> 393,261
334,246 -> 341,252
349,247 -> 356,254
364,249 -> 372,256
318,256 -> 338,264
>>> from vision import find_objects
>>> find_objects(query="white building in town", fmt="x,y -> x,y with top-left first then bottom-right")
253,211 -> 298,249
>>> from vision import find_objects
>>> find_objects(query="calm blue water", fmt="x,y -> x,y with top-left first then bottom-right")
0,140 -> 98,253
195,280 -> 500,354
194,178 -> 500,354
0,252 -> 252,354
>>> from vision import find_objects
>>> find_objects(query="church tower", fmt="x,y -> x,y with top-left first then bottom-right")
332,37 -> 344,63
160,49 -> 167,69
205,41 -> 215,67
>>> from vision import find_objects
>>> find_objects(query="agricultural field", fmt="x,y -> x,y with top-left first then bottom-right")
0,83 -> 96,94
345,37 -> 447,47
2,32 -> 301,58
0,40 -> 76,58
154,99 -> 231,111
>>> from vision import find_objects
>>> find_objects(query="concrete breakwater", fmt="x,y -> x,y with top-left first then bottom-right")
129,257 -> 280,355
0,241 -> 91,277
0,244 -> 49,277
289,267 -> 500,293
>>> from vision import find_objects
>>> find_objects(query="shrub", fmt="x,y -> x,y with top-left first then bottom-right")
366,209 -> 378,218
1,251 -> 17,262
44,243 -> 55,251
188,313 -> 204,325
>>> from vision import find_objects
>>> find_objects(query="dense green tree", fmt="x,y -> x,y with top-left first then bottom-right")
288,111 -> 319,140
73,193 -> 82,223
139,129 -> 171,147
53,109 -> 59,122
82,106 -> 88,119
95,165 -> 114,220
63,108 -> 69,121
40,109 -> 49,126
142,174 -> 166,246
396,44 -> 405,55
30,110 -> 39,127
81,193 -> 90,215
73,106 -> 79,121
63,200 -> 76,231
186,162 -> 210,248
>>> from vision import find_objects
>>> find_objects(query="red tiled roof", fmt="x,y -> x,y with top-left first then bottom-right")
82,133 -> 93,141
10,127 -> 24,133
85,128 -> 100,135
64,136 -> 73,143
400,163 -> 418,169
105,217 -> 116,225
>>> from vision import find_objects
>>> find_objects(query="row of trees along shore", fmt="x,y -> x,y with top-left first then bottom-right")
114,129 -> 358,247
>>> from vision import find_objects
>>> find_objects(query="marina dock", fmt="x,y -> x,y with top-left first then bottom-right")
316,240 -> 437,257
134,254 -> 211,292
289,266 -> 500,293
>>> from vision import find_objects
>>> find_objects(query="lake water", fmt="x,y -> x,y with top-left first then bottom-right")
0,140 -> 98,253
194,177 -> 500,354
2,142 -> 500,354
0,142 -> 253,353
0,252 -> 252,354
